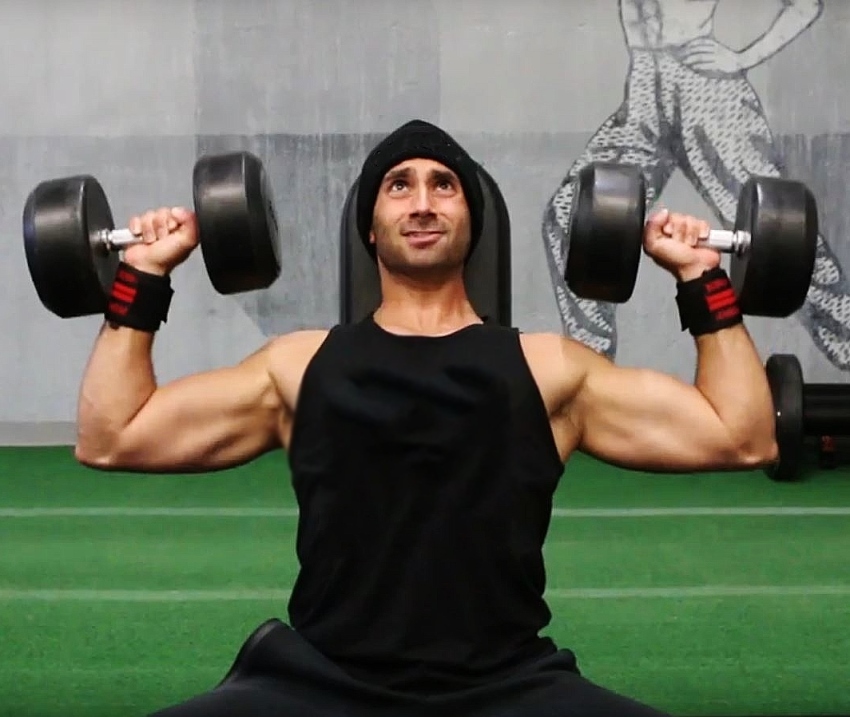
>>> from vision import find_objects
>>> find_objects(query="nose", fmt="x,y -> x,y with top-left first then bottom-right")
410,183 -> 434,215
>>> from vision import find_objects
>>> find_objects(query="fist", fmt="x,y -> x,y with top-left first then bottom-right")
123,207 -> 199,277
643,209 -> 719,282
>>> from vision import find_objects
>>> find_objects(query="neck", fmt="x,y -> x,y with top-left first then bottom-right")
374,270 -> 480,336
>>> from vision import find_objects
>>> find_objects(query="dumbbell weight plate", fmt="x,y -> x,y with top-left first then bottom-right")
565,163 -> 646,303
764,353 -> 805,482
731,177 -> 818,318
193,151 -> 282,295
23,175 -> 118,318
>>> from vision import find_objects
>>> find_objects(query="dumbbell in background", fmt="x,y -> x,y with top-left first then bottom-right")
564,162 -> 819,319
23,151 -> 281,319
765,353 -> 850,482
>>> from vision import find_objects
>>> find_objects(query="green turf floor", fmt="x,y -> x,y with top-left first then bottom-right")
1,446 -> 849,716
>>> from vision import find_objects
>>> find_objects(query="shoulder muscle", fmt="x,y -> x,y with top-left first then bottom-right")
267,329 -> 330,416
520,332 -> 601,416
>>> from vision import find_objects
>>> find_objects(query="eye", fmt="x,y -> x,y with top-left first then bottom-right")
390,179 -> 407,191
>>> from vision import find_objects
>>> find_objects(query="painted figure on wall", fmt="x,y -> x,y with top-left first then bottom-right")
542,0 -> 850,369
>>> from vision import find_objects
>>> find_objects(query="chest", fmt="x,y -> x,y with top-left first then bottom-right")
325,356 -> 518,444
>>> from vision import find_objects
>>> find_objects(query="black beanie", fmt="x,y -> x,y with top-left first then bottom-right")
355,119 -> 484,259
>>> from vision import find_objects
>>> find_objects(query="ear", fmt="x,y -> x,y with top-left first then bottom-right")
369,230 -> 376,245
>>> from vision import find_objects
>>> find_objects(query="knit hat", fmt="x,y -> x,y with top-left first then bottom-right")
355,119 -> 484,259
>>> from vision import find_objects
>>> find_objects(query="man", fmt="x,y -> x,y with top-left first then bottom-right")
542,0 -> 850,368
76,120 -> 777,716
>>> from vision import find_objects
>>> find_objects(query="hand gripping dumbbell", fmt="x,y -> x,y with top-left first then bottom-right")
23,151 -> 281,319
765,353 -> 850,482
563,162 -> 818,318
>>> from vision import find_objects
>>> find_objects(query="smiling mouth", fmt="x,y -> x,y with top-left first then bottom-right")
403,230 -> 444,245
404,230 -> 443,238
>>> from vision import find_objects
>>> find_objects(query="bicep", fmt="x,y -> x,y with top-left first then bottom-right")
112,347 -> 284,472
569,362 -> 739,473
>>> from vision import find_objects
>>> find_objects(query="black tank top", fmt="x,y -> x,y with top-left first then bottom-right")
287,315 -> 565,694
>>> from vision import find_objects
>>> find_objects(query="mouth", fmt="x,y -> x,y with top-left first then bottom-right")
403,230 -> 444,247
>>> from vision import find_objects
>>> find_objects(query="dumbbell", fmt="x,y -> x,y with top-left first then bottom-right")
564,162 -> 818,318
765,353 -> 850,482
23,151 -> 281,319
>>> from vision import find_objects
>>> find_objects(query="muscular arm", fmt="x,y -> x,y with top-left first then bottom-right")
75,325 -> 305,473
566,324 -> 777,472
738,0 -> 823,68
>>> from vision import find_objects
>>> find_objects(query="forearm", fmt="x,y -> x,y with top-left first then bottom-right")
76,325 -> 157,460
693,324 -> 776,460
739,1 -> 822,68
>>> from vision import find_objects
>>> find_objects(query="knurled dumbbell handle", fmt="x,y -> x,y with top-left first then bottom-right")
95,228 -> 145,251
697,229 -> 752,256
641,225 -> 753,256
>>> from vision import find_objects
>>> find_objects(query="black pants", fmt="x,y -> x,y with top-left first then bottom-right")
149,619 -> 671,717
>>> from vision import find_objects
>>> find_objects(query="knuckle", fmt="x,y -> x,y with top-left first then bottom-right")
142,212 -> 159,241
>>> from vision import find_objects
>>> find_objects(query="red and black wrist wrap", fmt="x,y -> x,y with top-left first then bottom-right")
675,267 -> 743,337
105,262 -> 174,333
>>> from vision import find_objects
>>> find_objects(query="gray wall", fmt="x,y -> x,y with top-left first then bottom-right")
3,0 -> 849,443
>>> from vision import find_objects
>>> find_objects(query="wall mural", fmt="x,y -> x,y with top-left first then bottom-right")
541,0 -> 850,370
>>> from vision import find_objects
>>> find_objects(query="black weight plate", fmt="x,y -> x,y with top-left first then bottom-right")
193,151 -> 282,295
565,162 -> 645,303
731,177 -> 818,318
23,175 -> 118,318
764,353 -> 805,482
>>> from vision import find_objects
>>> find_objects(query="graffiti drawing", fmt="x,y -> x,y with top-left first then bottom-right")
542,0 -> 850,369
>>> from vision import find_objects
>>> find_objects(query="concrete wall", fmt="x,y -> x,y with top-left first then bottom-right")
3,0 -> 849,442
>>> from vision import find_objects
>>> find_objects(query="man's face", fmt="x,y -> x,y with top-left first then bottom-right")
370,158 -> 472,280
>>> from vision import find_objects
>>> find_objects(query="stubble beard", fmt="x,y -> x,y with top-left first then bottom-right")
374,221 -> 470,283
